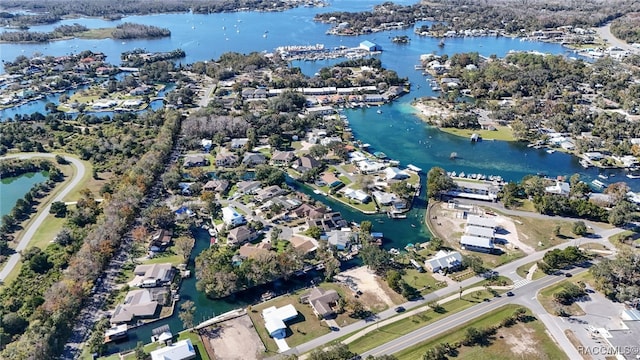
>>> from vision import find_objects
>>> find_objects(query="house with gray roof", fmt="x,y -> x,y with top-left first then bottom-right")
110,289 -> 160,324
133,263 -> 175,288
242,152 -> 267,167
301,287 -> 340,319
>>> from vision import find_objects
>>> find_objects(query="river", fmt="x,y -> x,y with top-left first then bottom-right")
1,0 -> 638,354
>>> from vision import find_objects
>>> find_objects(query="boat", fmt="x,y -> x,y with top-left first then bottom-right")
546,149 -> 556,154
580,159 -> 591,168
387,211 -> 407,219
592,179 -> 606,188
407,164 -> 422,173
470,133 -> 481,142
104,324 -> 128,343
208,228 -> 216,236
627,173 -> 640,179
376,109 -> 382,114
598,174 -> 608,180
450,152 -> 458,159
438,39 -> 445,47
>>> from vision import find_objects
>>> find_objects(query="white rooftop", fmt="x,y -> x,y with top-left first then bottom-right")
150,339 -> 196,360
465,225 -> 495,238
466,215 -> 497,229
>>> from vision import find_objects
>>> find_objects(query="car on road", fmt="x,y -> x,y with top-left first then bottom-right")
565,273 -> 573,277
394,306 -> 406,313
506,291 -> 514,297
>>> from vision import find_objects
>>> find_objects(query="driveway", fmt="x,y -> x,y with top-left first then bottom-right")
0,153 -> 86,282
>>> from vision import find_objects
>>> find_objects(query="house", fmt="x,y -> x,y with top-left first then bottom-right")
150,339 -> 196,360
320,136 -> 342,147
227,225 -> 257,245
271,151 -> 296,166
460,235 -> 495,253
150,229 -> 173,250
291,203 -> 326,219
292,156 -> 320,173
301,287 -> 340,319
466,225 -> 495,239
342,188 -> 371,203
289,236 -> 318,254
424,250 -> 462,272
183,154 -> 207,168
222,206 -> 246,227
307,105 -> 335,116
306,212 -> 348,232
356,159 -> 386,174
236,180 -> 262,194
230,138 -> 249,149
203,179 -> 230,193
201,139 -> 213,151
326,228 -> 357,250
584,152 -> 603,161
255,185 -> 285,202
545,181 -> 571,196
133,263 -> 175,288
263,304 -> 299,339
215,153 -> 239,168
110,289 -> 159,324
384,167 -> 410,181
239,242 -> 272,259
466,214 -> 497,229
242,152 -> 267,167
360,40 -> 382,52
372,190 -> 397,206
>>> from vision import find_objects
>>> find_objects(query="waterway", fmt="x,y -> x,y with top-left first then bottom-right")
0,172 -> 48,222
1,0 -> 638,354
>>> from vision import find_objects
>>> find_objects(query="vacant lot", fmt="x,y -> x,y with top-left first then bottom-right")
201,314 -> 265,360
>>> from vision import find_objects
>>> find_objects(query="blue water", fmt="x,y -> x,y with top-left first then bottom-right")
0,172 -> 48,222
1,1 -> 636,354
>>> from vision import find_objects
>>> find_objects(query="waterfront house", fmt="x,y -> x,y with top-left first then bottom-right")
301,287 -> 340,319
239,242 -> 272,259
356,159 -> 386,174
545,181 -> 571,197
203,179 -> 230,193
289,235 -> 318,254
133,263 -> 175,288
372,190 -> 397,206
306,212 -> 348,232
222,206 -> 246,228
291,203 -> 326,219
255,185 -> 286,202
320,136 -> 342,147
363,94 -> 384,103
271,151 -> 296,166
292,156 -> 321,173
183,154 -> 207,168
263,304 -> 299,339
242,152 -> 267,167
446,180 -> 499,201
150,229 -> 172,251
342,188 -> 371,204
227,225 -> 257,245
306,105 -> 336,116
584,152 -> 604,161
110,289 -> 159,324
236,180 -> 262,194
326,228 -> 357,250
150,339 -> 196,360
424,250 -> 462,273
215,153 -> 239,168
384,167 -> 410,181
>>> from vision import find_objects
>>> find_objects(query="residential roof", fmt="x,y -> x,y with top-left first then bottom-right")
425,250 -> 462,271
271,151 -> 296,162
239,242 -> 272,259
133,263 -> 174,284
236,180 -> 262,194
460,235 -> 495,249
228,226 -> 253,243
263,304 -> 298,338
150,339 -> 196,360
289,236 -> 317,253
111,289 -> 158,323
307,287 -> 340,317
243,152 -> 266,164
384,167 -> 409,180
203,179 -> 229,192
465,225 -> 495,238
327,228 -> 356,248
466,215 -> 497,229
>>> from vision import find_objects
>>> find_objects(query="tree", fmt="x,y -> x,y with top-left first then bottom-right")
462,254 -> 485,274
49,201 -> 67,217
147,205 -> 175,229
175,236 -> 195,262
428,237 -> 444,251
427,167 -> 455,199
134,341 -> 147,360
179,300 -> 196,329
572,221 -> 587,236
305,226 -> 322,240
255,164 -> 285,186
308,344 -> 356,360
360,242 -> 392,275
360,220 -> 372,236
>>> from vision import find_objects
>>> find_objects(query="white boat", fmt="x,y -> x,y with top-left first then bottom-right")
546,149 -> 556,154
376,110 -> 382,114
598,174 -> 608,180
580,159 -> 591,168
627,173 -> 640,179
407,164 -> 422,173
592,179 -> 606,188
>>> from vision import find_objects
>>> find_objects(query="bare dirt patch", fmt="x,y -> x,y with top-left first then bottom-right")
499,324 -> 539,356
201,314 -> 265,360
337,266 -> 397,309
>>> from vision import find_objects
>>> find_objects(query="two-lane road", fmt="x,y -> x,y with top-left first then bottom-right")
0,153 -> 86,281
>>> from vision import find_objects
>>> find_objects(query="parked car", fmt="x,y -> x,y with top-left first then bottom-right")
506,291 -> 514,297
394,306 -> 406,313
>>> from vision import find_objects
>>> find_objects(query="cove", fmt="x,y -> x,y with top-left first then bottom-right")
0,172 -> 48,221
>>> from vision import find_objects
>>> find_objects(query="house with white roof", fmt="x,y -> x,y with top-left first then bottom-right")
263,304 -> 299,339
222,206 -> 245,228
466,214 -> 497,229
424,250 -> 463,272
325,228 -> 357,250
150,339 -> 196,360
357,159 -> 386,174
342,188 -> 371,203
384,167 -> 409,181
460,235 -> 495,253
545,181 -> 571,197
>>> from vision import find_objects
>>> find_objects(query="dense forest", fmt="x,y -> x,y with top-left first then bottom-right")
610,13 -> 640,44
0,0 -> 314,27
315,0 -> 639,35
0,22 -> 170,42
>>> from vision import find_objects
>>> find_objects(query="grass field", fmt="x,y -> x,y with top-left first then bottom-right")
394,305 -> 567,360
438,126 -> 515,142
346,289 -> 496,355
516,261 -> 545,280
97,331 -> 210,360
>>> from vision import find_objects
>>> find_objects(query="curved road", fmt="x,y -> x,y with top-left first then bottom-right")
595,23 -> 639,54
0,153 -> 86,281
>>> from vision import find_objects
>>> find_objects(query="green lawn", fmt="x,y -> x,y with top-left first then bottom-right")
516,261 -> 545,280
247,293 -> 331,355
98,331 -> 210,360
394,305 -> 567,360
346,290 -> 497,355
438,125 -> 515,142
400,269 -> 445,295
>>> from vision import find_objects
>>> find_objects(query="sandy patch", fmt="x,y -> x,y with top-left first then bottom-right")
299,141 -> 314,151
201,314 -> 265,360
500,324 -> 538,356
413,100 -> 454,119
493,215 -> 535,254
337,266 -> 395,308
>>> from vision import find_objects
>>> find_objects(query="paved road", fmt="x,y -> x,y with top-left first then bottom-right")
274,219 -> 622,358
0,153 -> 86,282
595,23 -> 639,54
362,267 -> 588,358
